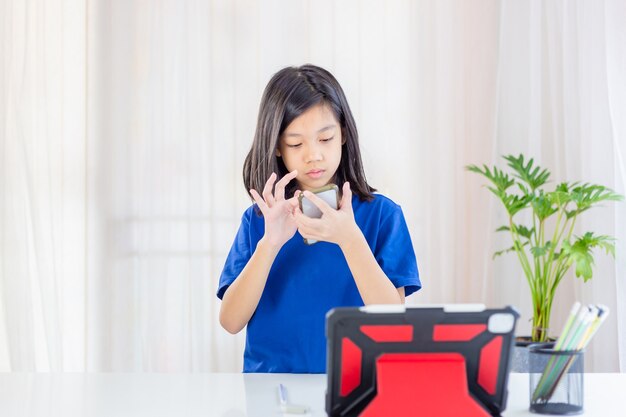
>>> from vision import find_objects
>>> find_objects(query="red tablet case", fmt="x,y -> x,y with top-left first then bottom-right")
325,305 -> 519,417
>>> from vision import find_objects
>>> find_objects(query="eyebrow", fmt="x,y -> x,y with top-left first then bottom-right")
284,125 -> 336,138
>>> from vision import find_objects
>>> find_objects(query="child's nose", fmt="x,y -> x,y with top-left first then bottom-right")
305,144 -> 323,163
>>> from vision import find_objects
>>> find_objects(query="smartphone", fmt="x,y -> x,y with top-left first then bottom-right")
298,184 -> 339,245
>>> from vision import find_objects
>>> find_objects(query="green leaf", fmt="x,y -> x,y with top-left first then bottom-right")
516,182 -> 530,195
575,256 -> 593,281
502,193 -> 533,216
467,159 -> 535,216
571,184 -> 624,213
493,246 -> 515,259
511,224 -> 534,239
546,186 -> 572,208
562,233 -> 616,282
503,154 -> 550,191
466,164 -> 515,193
579,232 -> 616,257
493,241 -> 529,259
513,240 -> 530,252
530,242 -> 552,258
555,182 -> 573,193
495,225 -> 510,232
531,191 -> 558,221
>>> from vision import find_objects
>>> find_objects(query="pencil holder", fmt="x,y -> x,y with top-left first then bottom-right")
528,343 -> 584,415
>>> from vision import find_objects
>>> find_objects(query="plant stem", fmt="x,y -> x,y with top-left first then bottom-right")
509,216 -> 537,315
544,209 -> 564,286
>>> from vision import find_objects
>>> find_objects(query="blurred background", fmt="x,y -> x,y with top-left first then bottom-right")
1,0 -> 625,373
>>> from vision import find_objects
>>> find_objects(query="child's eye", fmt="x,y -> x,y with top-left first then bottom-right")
320,136 -> 334,142
287,143 -> 302,148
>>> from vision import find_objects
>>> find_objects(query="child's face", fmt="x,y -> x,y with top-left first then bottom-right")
277,103 -> 343,191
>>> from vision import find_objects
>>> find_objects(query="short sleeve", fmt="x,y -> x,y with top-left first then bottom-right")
216,209 -> 253,300
374,204 -> 421,297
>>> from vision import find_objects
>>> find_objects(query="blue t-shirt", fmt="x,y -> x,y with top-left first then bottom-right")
216,194 -> 421,373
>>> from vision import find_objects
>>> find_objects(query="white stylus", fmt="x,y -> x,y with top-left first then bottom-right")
278,383 -> 310,414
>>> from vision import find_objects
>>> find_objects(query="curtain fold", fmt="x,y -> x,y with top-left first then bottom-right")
0,0 -> 87,371
604,0 -> 626,372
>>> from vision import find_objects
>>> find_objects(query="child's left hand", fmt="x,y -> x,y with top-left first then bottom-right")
294,182 -> 362,248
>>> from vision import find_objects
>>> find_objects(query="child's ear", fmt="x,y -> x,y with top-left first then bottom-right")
275,149 -> 282,157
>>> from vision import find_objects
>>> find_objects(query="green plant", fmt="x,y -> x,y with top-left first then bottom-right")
467,154 -> 623,342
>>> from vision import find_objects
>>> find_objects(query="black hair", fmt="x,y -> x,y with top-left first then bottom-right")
243,64 -> 376,201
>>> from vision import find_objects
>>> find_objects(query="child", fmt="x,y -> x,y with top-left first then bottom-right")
217,64 -> 421,373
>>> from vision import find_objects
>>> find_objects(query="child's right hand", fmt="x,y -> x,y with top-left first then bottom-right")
249,170 -> 300,249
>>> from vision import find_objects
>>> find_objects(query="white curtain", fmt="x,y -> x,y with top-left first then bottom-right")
488,0 -> 626,372
1,0 -> 625,372
0,0 -> 87,371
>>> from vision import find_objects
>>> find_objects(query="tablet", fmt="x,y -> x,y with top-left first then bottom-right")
325,304 -> 519,417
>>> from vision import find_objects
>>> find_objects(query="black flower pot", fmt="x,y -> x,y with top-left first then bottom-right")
511,337 -> 557,372
511,338 -> 534,373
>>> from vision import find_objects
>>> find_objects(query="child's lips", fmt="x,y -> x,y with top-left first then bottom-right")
306,169 -> 325,179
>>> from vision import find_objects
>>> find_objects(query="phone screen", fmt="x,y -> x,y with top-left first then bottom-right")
298,184 -> 339,244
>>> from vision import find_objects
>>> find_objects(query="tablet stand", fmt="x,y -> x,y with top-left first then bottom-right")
360,353 -> 492,417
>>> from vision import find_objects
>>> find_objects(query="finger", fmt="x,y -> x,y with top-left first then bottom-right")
293,205 -> 308,224
274,170 -> 298,201
262,173 -> 277,207
298,228 -> 317,241
249,189 -> 269,214
287,190 -> 301,209
340,182 -> 353,211
301,190 -> 333,215
296,222 -> 319,239
293,206 -> 321,228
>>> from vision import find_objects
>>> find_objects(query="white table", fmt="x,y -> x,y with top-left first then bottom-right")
0,372 -> 622,416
